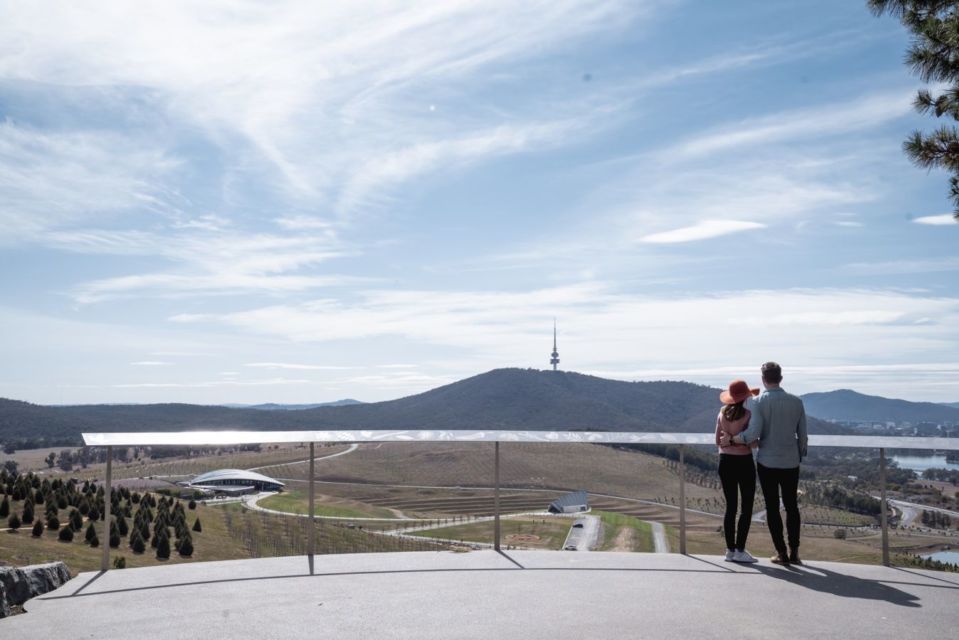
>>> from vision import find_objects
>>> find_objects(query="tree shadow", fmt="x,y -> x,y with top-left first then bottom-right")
750,564 -> 921,608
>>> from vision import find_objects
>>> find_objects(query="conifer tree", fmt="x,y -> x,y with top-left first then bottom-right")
178,534 -> 194,557
58,526 -> 74,542
7,513 -> 20,531
117,513 -> 129,536
31,519 -> 44,537
870,1 -> 959,218
22,501 -> 34,524
156,534 -> 171,560
90,532 -> 99,548
110,520 -> 121,548
0,496 -> 8,518
47,514 -> 60,531
85,521 -> 97,543
130,530 -> 145,554
192,517 -> 202,533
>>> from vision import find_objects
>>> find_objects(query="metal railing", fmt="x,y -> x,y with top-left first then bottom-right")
82,430 -> 959,571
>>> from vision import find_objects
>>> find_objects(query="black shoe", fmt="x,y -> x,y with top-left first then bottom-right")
770,553 -> 790,565
788,550 -> 802,565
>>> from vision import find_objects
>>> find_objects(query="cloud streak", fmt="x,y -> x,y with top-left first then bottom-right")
639,219 -> 765,244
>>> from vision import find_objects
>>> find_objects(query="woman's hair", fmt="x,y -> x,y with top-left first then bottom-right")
722,401 -> 746,422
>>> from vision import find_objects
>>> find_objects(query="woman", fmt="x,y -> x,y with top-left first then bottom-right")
715,379 -> 760,563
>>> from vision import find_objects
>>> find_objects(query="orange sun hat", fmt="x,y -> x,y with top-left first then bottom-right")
719,379 -> 760,405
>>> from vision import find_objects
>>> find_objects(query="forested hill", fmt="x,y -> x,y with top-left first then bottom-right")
801,389 -> 959,424
0,368 -> 845,446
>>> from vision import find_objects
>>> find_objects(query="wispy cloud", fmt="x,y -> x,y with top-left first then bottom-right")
639,219 -> 765,244
130,361 -> 172,366
666,90 -> 913,160
0,121 -> 179,242
113,378 -> 310,388
244,362 -> 355,371
912,213 -> 958,226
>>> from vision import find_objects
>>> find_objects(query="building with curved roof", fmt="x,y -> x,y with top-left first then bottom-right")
187,469 -> 285,494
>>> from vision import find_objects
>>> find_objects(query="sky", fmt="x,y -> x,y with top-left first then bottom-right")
2,0 -> 958,405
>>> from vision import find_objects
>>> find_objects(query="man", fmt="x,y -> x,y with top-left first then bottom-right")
720,362 -> 808,565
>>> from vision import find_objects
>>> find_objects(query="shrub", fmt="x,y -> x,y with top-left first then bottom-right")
47,514 -> 60,531
58,526 -> 74,542
70,509 -> 83,531
130,531 -> 145,554
89,533 -> 99,548
88,505 -> 100,522
85,521 -> 97,543
21,502 -> 34,524
112,556 -> 126,569
110,521 -> 120,548
31,520 -> 44,537
833,528 -> 847,540
192,517 -> 202,533
188,500 -> 197,510
117,514 -> 128,536
7,513 -> 21,531
178,536 -> 194,557
0,496 -> 8,518
156,535 -> 171,560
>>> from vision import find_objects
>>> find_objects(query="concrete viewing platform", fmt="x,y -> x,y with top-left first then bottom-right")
3,551 -> 957,639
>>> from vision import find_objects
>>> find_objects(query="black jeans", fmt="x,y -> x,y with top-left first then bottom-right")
718,454 -> 756,550
757,463 -> 801,555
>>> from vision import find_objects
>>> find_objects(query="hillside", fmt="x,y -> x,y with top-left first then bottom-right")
802,389 -> 959,424
0,368 -> 845,446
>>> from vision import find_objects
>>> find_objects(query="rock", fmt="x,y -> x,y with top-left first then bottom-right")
0,561 -> 71,618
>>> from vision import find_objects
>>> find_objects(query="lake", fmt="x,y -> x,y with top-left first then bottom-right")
890,455 -> 959,473
920,550 -> 959,565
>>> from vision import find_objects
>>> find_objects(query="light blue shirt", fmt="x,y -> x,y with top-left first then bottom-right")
738,387 -> 808,469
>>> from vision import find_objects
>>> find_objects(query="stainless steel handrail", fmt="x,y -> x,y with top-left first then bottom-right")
83,431 -> 959,571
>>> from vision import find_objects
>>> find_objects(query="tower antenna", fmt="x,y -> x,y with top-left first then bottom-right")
550,319 -> 560,371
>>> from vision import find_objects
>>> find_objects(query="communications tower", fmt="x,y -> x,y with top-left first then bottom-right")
550,320 -> 560,371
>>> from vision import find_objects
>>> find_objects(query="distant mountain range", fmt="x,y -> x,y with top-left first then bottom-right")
0,368 -> 847,447
800,389 -> 959,424
224,400 -> 364,410
940,402 -> 959,410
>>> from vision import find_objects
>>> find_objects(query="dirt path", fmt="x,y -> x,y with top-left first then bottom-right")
610,526 -> 635,551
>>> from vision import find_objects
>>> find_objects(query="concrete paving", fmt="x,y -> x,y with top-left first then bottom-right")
3,551 -> 957,639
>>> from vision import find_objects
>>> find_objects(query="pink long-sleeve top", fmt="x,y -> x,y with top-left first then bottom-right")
715,408 -> 755,455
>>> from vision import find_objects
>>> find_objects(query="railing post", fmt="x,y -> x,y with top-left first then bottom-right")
679,444 -> 686,555
309,442 -> 315,559
101,446 -> 112,572
880,447 -> 889,566
494,441 -> 501,551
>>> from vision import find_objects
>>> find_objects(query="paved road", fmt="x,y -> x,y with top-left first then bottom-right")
886,498 -> 959,526
246,444 -> 359,472
561,515 -> 600,551
650,522 -> 669,553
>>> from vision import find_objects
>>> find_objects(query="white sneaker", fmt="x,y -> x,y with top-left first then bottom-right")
732,549 -> 758,563
724,549 -> 735,562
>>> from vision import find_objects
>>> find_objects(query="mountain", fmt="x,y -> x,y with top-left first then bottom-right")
0,368 -> 845,446
226,400 -> 364,410
802,389 -> 959,424
940,402 -> 959,410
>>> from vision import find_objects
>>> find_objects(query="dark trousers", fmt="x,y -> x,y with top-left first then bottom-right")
718,454 -> 756,550
757,463 -> 801,554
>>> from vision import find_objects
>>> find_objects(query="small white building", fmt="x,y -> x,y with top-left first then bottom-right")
548,490 -> 589,514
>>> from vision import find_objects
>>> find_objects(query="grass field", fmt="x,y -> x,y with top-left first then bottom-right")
4,441 -> 957,572
595,511 -> 655,552
1,443 -> 349,482
407,517 -> 573,550
257,488 -> 397,519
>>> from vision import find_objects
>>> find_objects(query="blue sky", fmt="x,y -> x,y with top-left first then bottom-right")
2,0 -> 958,405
